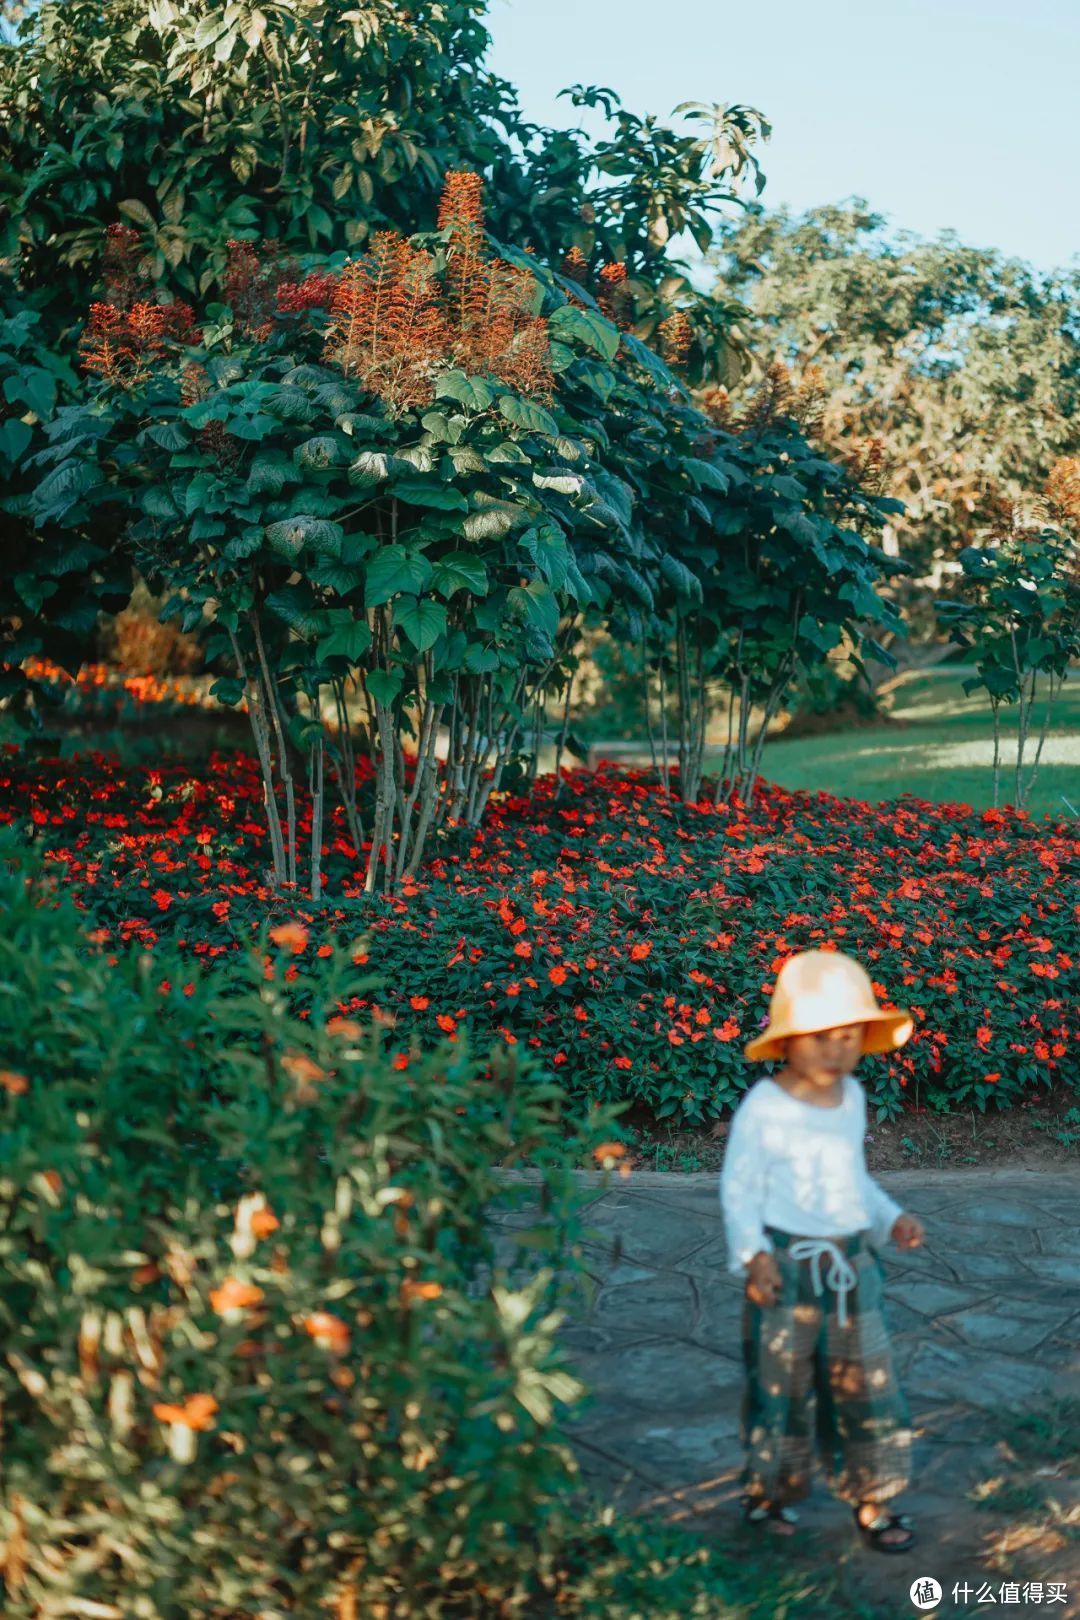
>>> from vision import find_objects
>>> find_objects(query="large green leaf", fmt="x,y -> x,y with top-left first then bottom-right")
461,504 -> 525,542
430,553 -> 489,597
390,479 -> 468,510
507,580 -> 559,641
348,449 -> 415,488
498,395 -> 559,437
317,618 -> 373,664
435,371 -> 495,410
264,587 -> 321,637
659,552 -> 703,603
684,458 -> 730,493
366,666 -> 404,706
145,420 -> 191,452
548,304 -> 620,361
264,386 -> 317,424
463,642 -> 500,673
264,516 -> 344,560
365,545 -> 433,607
392,595 -> 447,652
295,434 -> 351,470
247,455 -> 296,495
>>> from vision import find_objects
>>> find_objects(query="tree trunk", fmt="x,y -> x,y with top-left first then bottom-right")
309,733 -> 324,903
252,609 -> 297,887
227,624 -> 287,886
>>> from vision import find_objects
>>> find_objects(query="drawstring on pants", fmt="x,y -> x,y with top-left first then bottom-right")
786,1238 -> 859,1329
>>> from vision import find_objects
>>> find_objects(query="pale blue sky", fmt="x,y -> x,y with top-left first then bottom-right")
485,0 -> 1079,276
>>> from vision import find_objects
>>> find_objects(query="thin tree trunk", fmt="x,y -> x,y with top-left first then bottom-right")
228,625 -> 287,885
395,676 -> 442,883
528,690 -> 543,790
657,647 -> 671,797
449,679 -> 482,822
742,662 -> 792,807
1009,627 -> 1026,808
252,609 -> 297,887
553,661 -> 575,798
404,702 -> 447,878
309,732 -> 324,903
736,671 -> 751,792
1024,668 -> 1059,805
330,677 -> 364,858
991,697 -> 1001,810
641,631 -> 659,779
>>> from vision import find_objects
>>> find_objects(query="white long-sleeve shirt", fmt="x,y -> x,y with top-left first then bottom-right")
718,1073 -> 904,1275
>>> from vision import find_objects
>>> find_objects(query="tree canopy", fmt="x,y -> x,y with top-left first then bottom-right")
709,201 -> 1080,633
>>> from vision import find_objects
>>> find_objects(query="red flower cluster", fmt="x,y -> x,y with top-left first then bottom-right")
1,743 -> 1075,1123
78,298 -> 200,388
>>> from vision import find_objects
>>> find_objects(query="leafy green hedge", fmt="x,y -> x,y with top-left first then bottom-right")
0,851 -> 805,1618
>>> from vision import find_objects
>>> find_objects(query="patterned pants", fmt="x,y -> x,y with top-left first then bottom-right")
739,1226 -> 913,1508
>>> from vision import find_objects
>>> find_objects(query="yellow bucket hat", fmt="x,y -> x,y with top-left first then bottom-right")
744,949 -> 914,1062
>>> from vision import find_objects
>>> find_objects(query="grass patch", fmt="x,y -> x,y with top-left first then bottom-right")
744,667 -> 1080,819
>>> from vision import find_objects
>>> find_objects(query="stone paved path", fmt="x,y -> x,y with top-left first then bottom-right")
484,1167 -> 1080,1617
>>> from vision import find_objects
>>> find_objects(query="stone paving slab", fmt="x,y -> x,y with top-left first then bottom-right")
484,1168 -> 1080,1615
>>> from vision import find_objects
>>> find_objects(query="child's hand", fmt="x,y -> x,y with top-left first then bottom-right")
745,1250 -> 783,1306
890,1213 -> 925,1249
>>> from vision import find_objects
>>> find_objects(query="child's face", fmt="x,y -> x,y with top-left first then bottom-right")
782,1023 -> 866,1087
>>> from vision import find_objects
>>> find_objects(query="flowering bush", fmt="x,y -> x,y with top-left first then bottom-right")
0,851 -> 639,1615
2,748 -> 1075,1122
0,847 -> 838,1619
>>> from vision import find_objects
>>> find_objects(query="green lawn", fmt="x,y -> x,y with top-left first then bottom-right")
712,667 -> 1080,821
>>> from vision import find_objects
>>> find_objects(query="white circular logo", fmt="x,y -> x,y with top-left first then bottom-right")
909,1577 -> 942,1610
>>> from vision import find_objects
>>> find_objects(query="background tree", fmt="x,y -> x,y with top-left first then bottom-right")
935,460 -> 1080,810
708,201 -> 1080,647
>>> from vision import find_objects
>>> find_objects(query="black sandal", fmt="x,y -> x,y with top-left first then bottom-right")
852,1502 -> 915,1553
743,1495 -> 799,1530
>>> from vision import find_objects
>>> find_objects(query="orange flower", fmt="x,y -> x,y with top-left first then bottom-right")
250,1207 -> 280,1239
303,1311 -> 350,1352
281,1053 -> 327,1087
435,1013 -> 456,1034
209,1278 -> 265,1315
548,964 -> 567,986
399,1280 -> 443,1305
153,1393 -> 218,1430
1,1070 -> 29,1095
269,923 -> 309,953
326,1017 -> 363,1039
409,995 -> 430,1011
629,942 -> 651,961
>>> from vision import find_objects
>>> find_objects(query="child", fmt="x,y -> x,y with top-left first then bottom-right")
718,948 -> 926,1553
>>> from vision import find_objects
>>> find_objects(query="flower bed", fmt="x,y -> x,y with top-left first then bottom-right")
1,745 -> 1076,1122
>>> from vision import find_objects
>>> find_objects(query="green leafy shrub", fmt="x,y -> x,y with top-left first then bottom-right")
0,849 -> 614,1614
0,846 -> 835,1616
